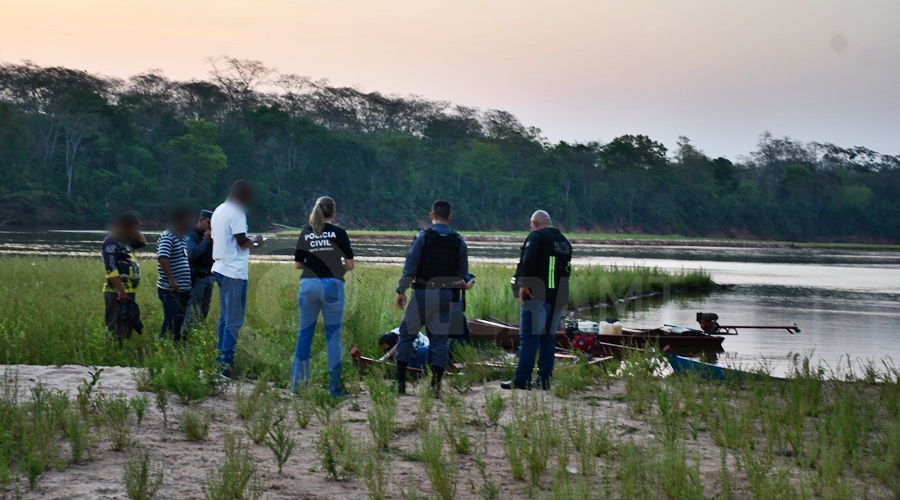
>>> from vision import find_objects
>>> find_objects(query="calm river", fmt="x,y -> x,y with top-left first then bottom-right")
2,229 -> 898,376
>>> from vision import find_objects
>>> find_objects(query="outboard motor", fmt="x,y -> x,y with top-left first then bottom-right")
565,319 -> 598,354
696,312 -> 719,334
565,320 -> 579,342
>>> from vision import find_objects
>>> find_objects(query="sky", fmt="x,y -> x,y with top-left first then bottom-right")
1,0 -> 898,159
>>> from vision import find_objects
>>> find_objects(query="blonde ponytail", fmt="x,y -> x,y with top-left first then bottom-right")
309,196 -> 336,235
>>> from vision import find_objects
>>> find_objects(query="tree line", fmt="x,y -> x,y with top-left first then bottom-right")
1,57 -> 898,241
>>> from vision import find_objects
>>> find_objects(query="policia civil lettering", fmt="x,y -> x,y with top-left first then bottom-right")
394,199 -> 472,397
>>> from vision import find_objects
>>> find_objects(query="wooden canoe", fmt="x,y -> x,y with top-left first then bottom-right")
468,318 -> 725,355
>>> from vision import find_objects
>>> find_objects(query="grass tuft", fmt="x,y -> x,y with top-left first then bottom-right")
123,448 -> 164,500
177,409 -> 212,441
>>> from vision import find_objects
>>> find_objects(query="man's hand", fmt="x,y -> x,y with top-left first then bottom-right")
464,278 -> 476,290
396,293 -> 407,310
168,279 -> 180,294
203,230 -> 211,240
117,289 -> 127,304
519,286 -> 532,306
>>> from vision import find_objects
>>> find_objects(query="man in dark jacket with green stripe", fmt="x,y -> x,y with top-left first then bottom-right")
502,210 -> 572,390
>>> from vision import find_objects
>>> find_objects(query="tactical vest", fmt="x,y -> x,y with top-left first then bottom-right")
415,229 -> 463,285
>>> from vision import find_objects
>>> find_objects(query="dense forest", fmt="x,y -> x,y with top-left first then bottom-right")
0,58 -> 898,241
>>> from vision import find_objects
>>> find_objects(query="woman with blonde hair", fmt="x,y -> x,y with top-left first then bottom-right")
291,196 -> 355,396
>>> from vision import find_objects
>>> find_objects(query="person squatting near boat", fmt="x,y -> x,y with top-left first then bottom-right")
210,180 -> 265,378
502,210 -> 572,390
394,200 -> 474,397
101,212 -> 147,341
156,207 -> 194,342
182,209 -> 215,335
291,196 -> 355,397
378,328 -> 430,369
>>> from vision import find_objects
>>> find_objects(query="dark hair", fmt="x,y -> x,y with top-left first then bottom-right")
114,212 -> 140,229
378,332 -> 398,352
230,179 -> 252,202
431,199 -> 452,220
170,207 -> 192,223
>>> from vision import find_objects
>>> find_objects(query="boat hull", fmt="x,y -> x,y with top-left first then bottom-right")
468,319 -> 725,355
665,349 -> 783,382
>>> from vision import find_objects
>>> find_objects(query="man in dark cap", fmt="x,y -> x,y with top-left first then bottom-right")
182,209 -> 215,335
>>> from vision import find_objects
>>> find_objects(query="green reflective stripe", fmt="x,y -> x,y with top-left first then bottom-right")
548,256 -> 556,289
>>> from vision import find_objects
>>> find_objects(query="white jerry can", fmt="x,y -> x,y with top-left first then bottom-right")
600,319 -> 623,335
577,321 -> 600,334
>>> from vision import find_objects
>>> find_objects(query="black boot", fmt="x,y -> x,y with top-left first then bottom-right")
397,360 -> 408,395
431,365 -> 444,399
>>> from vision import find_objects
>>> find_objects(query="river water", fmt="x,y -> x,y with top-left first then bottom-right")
2,229 -> 899,376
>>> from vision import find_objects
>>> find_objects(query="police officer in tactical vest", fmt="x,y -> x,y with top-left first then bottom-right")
395,200 -> 471,396
502,210 -> 572,390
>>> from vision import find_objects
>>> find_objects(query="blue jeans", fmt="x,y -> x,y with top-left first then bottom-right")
214,272 -> 248,367
292,278 -> 345,396
514,298 -> 563,386
409,345 -> 430,370
183,274 -> 214,334
158,288 -> 191,342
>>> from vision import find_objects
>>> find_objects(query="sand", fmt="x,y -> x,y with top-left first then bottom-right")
0,363 -> 832,499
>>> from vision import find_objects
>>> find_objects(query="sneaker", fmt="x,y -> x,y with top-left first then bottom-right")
500,380 -> 530,390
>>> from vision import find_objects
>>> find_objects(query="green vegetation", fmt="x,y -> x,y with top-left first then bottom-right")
363,375 -> 397,449
0,368 -> 146,492
123,448 -> 164,500
264,416 -> 297,475
177,409 -> 212,441
0,257 -> 712,382
4,254 -> 900,497
203,431 -> 263,500
314,407 -> 357,481
0,331 -> 898,497
420,423 -> 456,500
1,60 -> 899,242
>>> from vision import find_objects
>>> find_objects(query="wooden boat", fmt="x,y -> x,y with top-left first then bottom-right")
468,318 -> 725,355
662,346 -> 783,382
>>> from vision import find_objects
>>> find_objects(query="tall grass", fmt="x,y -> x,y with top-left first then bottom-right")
0,257 -> 712,375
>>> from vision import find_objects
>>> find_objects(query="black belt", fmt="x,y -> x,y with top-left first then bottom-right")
194,270 -> 213,278
412,282 -> 461,290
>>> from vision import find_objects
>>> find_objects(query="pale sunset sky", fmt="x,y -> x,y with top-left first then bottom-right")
1,0 -> 897,158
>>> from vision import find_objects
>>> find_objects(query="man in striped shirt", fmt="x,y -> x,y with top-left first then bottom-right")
157,207 -> 194,342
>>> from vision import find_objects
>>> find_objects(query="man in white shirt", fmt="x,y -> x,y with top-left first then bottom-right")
210,180 -> 264,377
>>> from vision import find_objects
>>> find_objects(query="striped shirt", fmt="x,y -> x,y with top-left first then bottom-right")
156,230 -> 192,291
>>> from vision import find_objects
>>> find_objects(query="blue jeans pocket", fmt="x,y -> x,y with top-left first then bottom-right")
323,279 -> 343,304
